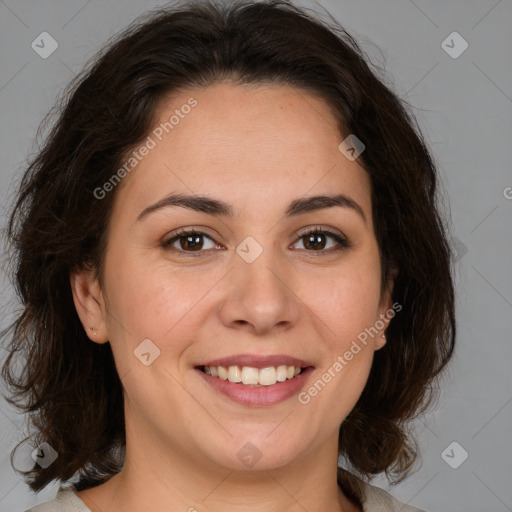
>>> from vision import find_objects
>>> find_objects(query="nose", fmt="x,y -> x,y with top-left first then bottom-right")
216,249 -> 301,336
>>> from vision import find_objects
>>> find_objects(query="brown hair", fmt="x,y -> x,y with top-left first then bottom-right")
1,0 -> 456,502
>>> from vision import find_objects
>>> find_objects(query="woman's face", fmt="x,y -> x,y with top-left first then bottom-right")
75,82 -> 394,473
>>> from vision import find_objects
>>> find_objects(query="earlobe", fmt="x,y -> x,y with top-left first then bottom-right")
375,265 -> 398,351
375,331 -> 387,351
374,295 -> 390,350
70,267 -> 109,344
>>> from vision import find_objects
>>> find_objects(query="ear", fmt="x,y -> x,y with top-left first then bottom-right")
70,266 -> 109,344
374,265 -> 399,351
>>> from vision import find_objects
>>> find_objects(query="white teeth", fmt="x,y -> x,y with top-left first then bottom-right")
241,366 -> 259,385
201,364 -> 304,386
276,365 -> 287,382
218,366 -> 228,380
228,365 -> 242,382
259,367 -> 277,386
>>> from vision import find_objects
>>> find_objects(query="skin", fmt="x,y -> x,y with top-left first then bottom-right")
71,81 -> 395,512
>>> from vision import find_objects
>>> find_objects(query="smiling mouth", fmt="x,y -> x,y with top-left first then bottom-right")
197,364 -> 307,387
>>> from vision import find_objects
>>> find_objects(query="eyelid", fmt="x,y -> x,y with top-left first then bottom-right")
294,224 -> 345,239
164,226 -> 221,243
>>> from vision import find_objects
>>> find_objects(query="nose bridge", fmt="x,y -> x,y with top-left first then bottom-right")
218,236 -> 300,333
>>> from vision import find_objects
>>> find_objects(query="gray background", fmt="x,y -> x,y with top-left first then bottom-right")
0,1 -> 511,511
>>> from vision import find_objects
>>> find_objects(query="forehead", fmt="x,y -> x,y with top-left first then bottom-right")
113,81 -> 372,223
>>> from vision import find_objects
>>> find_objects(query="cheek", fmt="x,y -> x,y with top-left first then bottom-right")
310,251 -> 382,344
102,249 -> 222,355
303,264 -> 381,418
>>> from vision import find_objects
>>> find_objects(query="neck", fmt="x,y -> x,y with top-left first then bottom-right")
77,418 -> 361,512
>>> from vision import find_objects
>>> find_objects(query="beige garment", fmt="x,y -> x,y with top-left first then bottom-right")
26,479 -> 426,512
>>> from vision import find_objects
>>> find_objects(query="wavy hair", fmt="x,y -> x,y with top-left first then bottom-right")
1,0 -> 456,502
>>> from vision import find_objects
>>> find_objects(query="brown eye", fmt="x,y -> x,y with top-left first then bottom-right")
293,228 -> 350,253
303,232 -> 328,250
162,229 -> 220,253
176,233 -> 205,251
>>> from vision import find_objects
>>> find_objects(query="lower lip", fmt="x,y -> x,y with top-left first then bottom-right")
195,367 -> 314,407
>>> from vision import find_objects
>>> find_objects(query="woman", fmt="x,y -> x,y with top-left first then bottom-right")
1,1 -> 456,511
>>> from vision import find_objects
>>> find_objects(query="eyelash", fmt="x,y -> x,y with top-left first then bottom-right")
161,226 -> 351,257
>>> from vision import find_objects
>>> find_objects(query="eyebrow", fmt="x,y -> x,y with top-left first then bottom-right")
137,192 -> 366,224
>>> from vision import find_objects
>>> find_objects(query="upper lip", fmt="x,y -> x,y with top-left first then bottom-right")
196,354 -> 314,369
